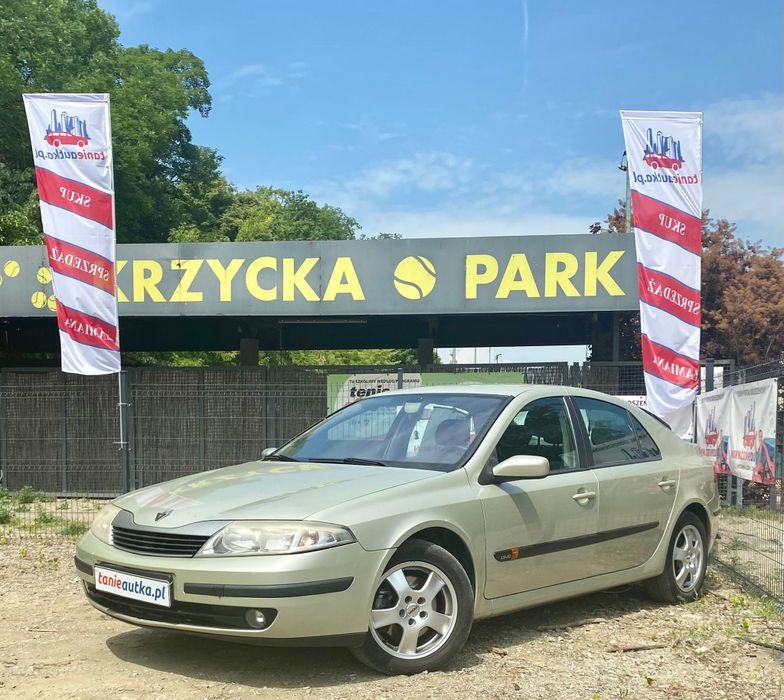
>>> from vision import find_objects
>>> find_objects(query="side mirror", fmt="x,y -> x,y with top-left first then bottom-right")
261,447 -> 277,458
492,455 -> 550,480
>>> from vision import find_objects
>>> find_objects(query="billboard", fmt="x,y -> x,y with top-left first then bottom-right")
327,372 -> 526,413
0,234 -> 638,319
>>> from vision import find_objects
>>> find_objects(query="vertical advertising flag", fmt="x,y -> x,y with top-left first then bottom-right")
23,94 -> 120,374
620,111 -> 703,436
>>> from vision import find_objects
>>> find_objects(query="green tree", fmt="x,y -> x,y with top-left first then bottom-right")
593,203 -> 784,365
0,0 -> 119,245
220,187 -> 360,242
111,45 -> 215,242
701,217 -> 784,365
0,0 -> 221,245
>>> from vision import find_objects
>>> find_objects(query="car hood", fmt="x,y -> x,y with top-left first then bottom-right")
115,460 -> 438,528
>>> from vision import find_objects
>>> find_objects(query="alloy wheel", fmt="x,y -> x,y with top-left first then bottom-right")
369,562 -> 458,660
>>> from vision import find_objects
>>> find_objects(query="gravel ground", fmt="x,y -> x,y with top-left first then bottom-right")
1,540 -> 783,700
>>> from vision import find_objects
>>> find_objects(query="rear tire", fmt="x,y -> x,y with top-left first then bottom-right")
350,539 -> 474,675
646,512 -> 707,603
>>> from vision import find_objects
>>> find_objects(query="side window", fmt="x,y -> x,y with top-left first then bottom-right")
574,397 -> 658,466
630,413 -> 662,459
494,397 -> 577,471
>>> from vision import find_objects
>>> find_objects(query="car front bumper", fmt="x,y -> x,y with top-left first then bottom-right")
75,531 -> 389,644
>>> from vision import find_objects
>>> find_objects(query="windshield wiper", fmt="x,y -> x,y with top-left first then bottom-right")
308,457 -> 388,466
261,454 -> 300,462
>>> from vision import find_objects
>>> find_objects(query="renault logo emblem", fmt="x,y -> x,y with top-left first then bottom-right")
154,510 -> 172,521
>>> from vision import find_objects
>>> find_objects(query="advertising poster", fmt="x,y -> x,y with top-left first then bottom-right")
696,379 -> 777,483
327,373 -> 525,413
728,379 -> 778,485
696,386 -> 732,476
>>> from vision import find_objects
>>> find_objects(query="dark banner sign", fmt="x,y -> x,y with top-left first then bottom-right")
0,234 -> 638,318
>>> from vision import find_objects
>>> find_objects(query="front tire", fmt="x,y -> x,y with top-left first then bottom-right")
646,512 -> 707,603
350,539 -> 474,675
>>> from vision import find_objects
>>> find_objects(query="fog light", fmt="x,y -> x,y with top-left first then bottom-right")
246,609 -> 269,629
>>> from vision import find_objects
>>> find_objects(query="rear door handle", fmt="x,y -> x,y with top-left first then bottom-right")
658,478 -> 677,490
572,490 -> 596,502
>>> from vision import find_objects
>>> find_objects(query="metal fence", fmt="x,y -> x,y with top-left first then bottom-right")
711,359 -> 784,605
5,357 -> 781,606
0,363 -> 569,496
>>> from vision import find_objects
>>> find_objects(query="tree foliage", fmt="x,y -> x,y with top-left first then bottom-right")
701,217 -> 784,365
0,0 -> 225,244
122,348 -> 428,368
594,201 -> 784,366
220,188 -> 359,243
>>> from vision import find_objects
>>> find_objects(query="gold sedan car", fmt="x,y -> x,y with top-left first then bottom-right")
75,385 -> 719,674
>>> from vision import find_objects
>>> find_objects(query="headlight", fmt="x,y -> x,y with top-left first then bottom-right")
89,503 -> 121,544
196,521 -> 355,557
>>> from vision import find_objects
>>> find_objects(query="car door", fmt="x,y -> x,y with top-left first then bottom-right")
479,396 -> 602,599
570,396 -> 677,574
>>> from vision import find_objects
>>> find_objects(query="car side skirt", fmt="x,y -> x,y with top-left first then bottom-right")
493,521 -> 659,561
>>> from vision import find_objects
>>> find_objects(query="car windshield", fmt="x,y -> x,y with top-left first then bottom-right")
272,392 -> 510,471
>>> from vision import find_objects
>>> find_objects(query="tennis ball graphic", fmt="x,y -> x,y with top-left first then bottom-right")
4,260 -> 20,278
37,267 -> 52,284
47,295 -> 57,312
31,291 -> 47,309
393,256 -> 436,300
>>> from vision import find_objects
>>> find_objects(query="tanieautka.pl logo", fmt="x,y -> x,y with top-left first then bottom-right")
632,127 -> 699,187
34,109 -> 107,162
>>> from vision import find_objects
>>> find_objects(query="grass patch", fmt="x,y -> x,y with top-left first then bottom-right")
16,486 -> 40,505
60,522 -> 89,538
35,510 -> 57,525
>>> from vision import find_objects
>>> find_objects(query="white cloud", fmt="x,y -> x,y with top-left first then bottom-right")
339,120 -> 400,144
353,206 -> 595,239
318,151 -> 621,209
221,64 -> 284,89
702,94 -> 784,245
308,92 -> 783,246
541,157 -> 624,199
100,0 -> 154,23
705,165 -> 784,243
323,151 -> 475,200
704,94 -> 784,164
219,62 -> 311,93
309,150 -> 615,240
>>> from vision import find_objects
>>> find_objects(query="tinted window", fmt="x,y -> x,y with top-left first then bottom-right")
494,397 -> 577,471
630,413 -> 661,459
278,392 -> 508,471
574,397 -> 659,466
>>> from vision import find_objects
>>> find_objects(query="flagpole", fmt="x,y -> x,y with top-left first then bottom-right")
105,95 -> 130,494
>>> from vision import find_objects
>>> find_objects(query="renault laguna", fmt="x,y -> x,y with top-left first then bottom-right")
75,385 -> 718,674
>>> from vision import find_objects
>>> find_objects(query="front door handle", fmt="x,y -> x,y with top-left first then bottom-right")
572,490 -> 596,502
658,478 -> 677,490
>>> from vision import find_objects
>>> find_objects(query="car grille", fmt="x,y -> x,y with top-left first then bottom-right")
85,584 -> 277,630
111,525 -> 210,557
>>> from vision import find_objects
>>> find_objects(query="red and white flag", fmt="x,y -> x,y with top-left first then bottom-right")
621,111 -> 703,436
23,93 -> 120,374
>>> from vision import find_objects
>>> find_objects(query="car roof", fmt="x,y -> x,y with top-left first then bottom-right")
383,383 -> 605,398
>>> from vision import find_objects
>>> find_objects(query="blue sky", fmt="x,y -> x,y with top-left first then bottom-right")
100,0 -> 782,362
